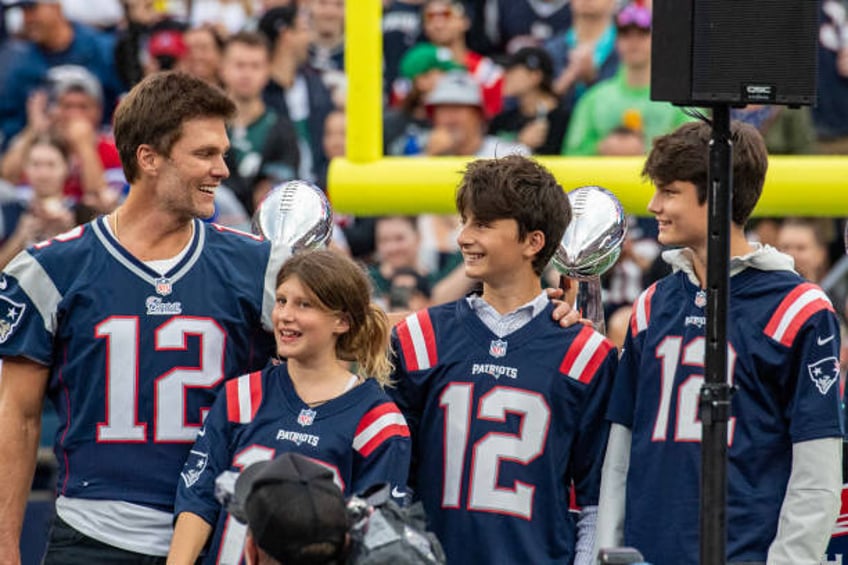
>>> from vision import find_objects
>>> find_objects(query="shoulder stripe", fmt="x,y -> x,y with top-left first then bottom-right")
560,325 -> 614,384
226,371 -> 263,423
765,283 -> 834,346
396,310 -> 438,371
5,251 -> 62,335
631,283 -> 657,335
353,402 -> 409,458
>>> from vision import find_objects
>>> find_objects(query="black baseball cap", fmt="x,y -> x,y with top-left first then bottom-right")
232,453 -> 350,565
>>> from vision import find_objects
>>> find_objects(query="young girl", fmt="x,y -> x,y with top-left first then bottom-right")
168,250 -> 411,564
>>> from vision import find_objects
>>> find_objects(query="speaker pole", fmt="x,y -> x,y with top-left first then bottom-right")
700,104 -> 733,565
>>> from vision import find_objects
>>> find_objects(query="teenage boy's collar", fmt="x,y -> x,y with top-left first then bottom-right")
663,243 -> 796,286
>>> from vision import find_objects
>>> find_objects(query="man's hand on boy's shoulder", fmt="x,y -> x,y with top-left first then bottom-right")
546,287 -> 590,328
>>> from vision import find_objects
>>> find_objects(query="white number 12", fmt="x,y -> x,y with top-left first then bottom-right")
653,336 -> 737,444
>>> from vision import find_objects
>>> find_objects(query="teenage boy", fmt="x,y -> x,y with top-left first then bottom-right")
595,121 -> 843,565
389,154 -> 618,565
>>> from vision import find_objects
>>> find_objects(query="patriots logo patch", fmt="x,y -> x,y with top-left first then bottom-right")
0,295 -> 26,343
297,408 -> 316,427
181,449 -> 208,488
807,356 -> 840,395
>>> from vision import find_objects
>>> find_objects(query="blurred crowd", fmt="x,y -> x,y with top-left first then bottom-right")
0,0 -> 847,359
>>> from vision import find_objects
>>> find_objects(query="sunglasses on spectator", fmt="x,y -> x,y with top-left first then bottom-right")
616,4 -> 651,30
425,5 -> 462,21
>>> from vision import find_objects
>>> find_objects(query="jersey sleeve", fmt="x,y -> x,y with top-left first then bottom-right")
606,330 -> 640,430
764,285 -> 844,443
607,285 -> 654,429
0,250 -> 60,365
351,401 -> 412,499
386,309 -> 439,492
174,380 -> 238,527
562,326 -> 619,508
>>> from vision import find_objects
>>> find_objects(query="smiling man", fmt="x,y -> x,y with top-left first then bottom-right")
0,71 -> 290,563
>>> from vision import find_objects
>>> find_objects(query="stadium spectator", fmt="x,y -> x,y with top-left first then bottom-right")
169,249 -> 410,564
259,4 -> 334,183
0,0 -> 123,148
731,105 -> 816,155
0,134 -> 76,269
777,217 -> 836,284
220,31 -> 300,214
0,71 -> 290,561
144,21 -> 189,74
489,46 -> 571,155
385,42 -> 464,156
389,155 -> 617,564
382,0 -> 425,98
387,267 -> 433,312
562,2 -> 690,156
545,0 -> 619,101
813,0 -> 848,154
467,0 -> 571,55
368,215 -> 461,305
594,121 -> 842,565
424,70 -> 527,157
112,0 -> 174,88
182,23 -> 226,87
308,0 -> 347,107
596,125 -> 644,156
1,64 -> 123,212
420,0 -> 503,118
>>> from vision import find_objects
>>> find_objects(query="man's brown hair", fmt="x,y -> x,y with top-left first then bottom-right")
113,71 -> 236,183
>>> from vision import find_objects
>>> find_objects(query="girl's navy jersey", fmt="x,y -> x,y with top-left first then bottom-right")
175,363 -> 411,564
0,217 -> 285,511
609,268 -> 844,565
389,299 -> 617,564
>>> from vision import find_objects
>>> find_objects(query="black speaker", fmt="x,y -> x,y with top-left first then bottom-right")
651,0 -> 819,107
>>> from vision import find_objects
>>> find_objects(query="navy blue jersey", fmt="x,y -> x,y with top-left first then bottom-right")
608,268 -> 844,565
175,364 -> 411,564
389,300 -> 617,564
0,216 -> 282,511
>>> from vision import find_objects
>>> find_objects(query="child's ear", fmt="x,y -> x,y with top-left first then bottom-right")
525,230 -> 545,257
334,313 -> 351,336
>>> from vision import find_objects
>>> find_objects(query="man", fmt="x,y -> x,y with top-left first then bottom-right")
259,4 -> 334,184
594,121 -> 843,564
0,0 -> 122,148
562,2 -> 690,155
220,31 -> 300,213
0,71 -> 288,562
420,0 -> 503,118
424,70 -> 527,157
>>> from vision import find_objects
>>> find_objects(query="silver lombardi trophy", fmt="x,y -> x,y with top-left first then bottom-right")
550,186 -> 627,334
251,180 -> 333,252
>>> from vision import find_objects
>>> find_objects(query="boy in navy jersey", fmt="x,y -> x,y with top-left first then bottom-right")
595,121 -> 843,565
389,155 -> 618,565
0,72 -> 289,562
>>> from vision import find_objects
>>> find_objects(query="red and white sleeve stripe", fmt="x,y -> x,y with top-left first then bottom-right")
353,403 -> 410,458
395,310 -> 438,371
226,371 -> 263,424
630,283 -> 657,336
765,283 -> 834,347
559,325 -> 614,384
